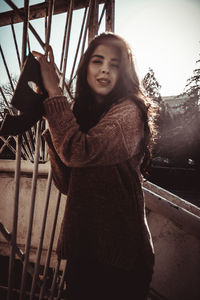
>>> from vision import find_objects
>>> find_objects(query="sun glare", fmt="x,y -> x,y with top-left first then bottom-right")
0,0 -> 199,97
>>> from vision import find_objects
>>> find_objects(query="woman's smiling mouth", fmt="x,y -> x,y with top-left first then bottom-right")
97,78 -> 111,86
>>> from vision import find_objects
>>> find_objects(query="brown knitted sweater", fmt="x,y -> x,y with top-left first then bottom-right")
43,96 -> 154,270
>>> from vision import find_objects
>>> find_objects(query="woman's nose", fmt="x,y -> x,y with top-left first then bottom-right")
101,63 -> 109,74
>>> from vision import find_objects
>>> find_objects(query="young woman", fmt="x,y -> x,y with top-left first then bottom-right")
33,32 -> 157,300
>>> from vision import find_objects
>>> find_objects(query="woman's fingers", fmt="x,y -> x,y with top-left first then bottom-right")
32,50 -> 43,60
44,44 -> 54,64
32,47 -> 61,98
33,47 -> 55,68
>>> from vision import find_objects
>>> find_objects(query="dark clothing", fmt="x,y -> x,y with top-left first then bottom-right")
43,96 -> 154,297
64,256 -> 154,300
55,161 -> 154,270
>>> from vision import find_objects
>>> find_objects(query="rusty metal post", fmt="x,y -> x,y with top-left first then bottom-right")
88,0 -> 98,43
105,0 -> 115,32
69,6 -> 88,85
81,0 -> 93,55
61,0 -> 73,91
98,3 -> 106,30
45,0 -> 55,48
19,120 -> 42,300
29,169 -> 53,300
49,258 -> 61,300
39,191 -> 62,300
60,0 -> 73,71
7,135 -> 22,300
21,0 -> 29,64
56,260 -> 68,300
7,1 -> 30,299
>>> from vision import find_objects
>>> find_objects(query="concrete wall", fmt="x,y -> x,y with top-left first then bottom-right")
0,160 -> 200,300
148,208 -> 200,300
0,160 -> 66,266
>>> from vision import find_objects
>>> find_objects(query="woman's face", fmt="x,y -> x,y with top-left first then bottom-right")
87,43 -> 120,102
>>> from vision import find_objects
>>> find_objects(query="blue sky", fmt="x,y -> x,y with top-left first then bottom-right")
0,0 -> 200,96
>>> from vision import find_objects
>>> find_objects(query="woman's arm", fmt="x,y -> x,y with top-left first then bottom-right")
43,129 -> 70,195
43,97 -> 144,168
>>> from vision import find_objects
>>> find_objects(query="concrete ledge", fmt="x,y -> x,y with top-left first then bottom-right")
144,186 -> 200,240
0,159 -> 50,175
144,180 -> 200,217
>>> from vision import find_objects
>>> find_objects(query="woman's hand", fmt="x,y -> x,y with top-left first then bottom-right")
32,46 -> 62,98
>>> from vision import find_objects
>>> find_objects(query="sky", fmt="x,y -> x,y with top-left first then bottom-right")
0,0 -> 200,96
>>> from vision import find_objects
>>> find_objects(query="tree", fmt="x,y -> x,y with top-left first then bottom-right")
142,68 -> 162,104
180,51 -> 200,168
183,54 -> 200,100
158,49 -> 200,168
142,68 -> 172,159
0,74 -> 18,119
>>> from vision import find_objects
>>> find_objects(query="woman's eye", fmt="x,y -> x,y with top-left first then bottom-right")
92,60 -> 102,64
111,64 -> 119,69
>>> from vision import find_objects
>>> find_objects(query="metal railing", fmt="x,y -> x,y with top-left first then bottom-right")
0,0 -> 115,299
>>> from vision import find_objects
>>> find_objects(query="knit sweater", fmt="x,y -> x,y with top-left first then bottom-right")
43,96 -> 154,270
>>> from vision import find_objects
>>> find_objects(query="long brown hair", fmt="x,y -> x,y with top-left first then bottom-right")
73,32 -> 157,176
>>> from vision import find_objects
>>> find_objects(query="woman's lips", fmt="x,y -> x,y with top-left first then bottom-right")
97,78 -> 110,86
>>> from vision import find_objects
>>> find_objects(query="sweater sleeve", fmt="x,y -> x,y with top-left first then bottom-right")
43,128 -> 70,195
43,96 -> 144,168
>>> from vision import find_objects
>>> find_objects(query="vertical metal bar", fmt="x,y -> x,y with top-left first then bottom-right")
0,45 -> 15,92
40,120 -> 47,162
69,6 -> 88,85
7,1 -> 30,298
39,191 -> 62,300
88,0 -> 98,43
81,0 -> 92,55
61,0 -> 73,91
19,120 -> 42,300
59,12 -> 69,71
45,5 -> 48,34
105,0 -> 115,32
10,21 -> 21,68
21,0 -> 29,65
97,3 -> 106,30
49,259 -> 61,300
56,260 -> 68,300
20,1 -> 35,163
43,120 -> 49,162
7,134 -> 22,300
29,169 -> 53,300
45,0 -> 55,48
27,34 -> 31,53
59,0 -> 72,72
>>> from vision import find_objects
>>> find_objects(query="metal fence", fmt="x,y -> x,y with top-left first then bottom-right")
0,1 -> 115,299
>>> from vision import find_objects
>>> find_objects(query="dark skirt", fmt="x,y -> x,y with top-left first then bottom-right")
63,255 -> 154,300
